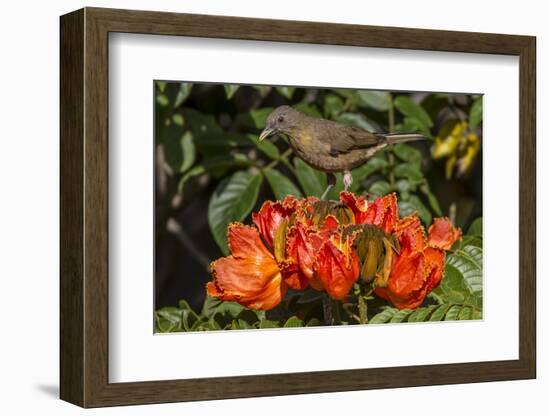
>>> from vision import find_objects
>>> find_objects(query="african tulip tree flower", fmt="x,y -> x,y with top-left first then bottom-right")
207,223 -> 287,310
284,215 -> 360,300
207,192 -> 460,311
375,216 -> 462,309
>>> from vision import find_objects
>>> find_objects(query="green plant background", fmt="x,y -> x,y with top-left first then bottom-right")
154,82 -> 483,331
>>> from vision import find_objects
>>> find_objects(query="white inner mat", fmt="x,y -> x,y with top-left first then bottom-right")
109,33 -> 519,383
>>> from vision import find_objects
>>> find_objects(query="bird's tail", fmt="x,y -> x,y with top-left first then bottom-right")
376,133 -> 426,144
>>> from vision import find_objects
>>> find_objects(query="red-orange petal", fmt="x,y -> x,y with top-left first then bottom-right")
285,223 -> 319,289
339,191 -> 369,223
423,247 -> 445,293
363,193 -> 398,233
385,252 -> 428,309
428,217 -> 462,250
208,223 -> 286,310
314,236 -> 360,300
252,200 -> 295,249
393,215 -> 426,255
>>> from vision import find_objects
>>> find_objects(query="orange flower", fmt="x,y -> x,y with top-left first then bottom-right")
375,216 -> 461,309
207,223 -> 287,310
207,191 -> 460,312
284,214 -> 360,300
315,233 -> 360,300
252,197 -> 296,249
428,217 -> 462,250
340,192 -> 397,233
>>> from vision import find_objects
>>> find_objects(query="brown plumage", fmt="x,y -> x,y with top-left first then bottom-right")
259,105 -> 425,198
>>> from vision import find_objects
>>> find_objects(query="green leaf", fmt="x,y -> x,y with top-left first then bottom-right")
224,84 -> 240,99
458,306 -> 473,320
162,120 -> 197,174
356,90 -> 391,111
394,96 -> 433,130
467,217 -> 483,236
294,158 -> 327,197
181,108 -> 223,137
276,86 -> 295,99
393,144 -> 422,164
429,304 -> 452,321
370,307 -> 398,324
461,235 -> 482,248
434,245 -> 483,309
253,85 -> 272,96
156,80 -> 167,93
395,117 -> 431,137
323,94 -> 345,118
336,112 -> 378,132
469,97 -> 483,129
419,183 -> 443,216
208,171 -> 263,254
294,103 -> 322,118
394,162 -> 424,183
177,300 -> 200,331
231,319 -> 254,330
306,318 -> 323,327
247,134 -> 280,160
174,82 -> 193,107
398,196 -> 433,225
179,132 -> 196,173
390,309 -> 414,323
156,93 -> 170,107
203,154 -> 252,178
239,108 -> 274,129
264,168 -> 303,200
395,179 -> 413,194
155,307 -> 183,332
260,319 -> 279,329
408,195 -> 432,225
449,246 -> 483,295
472,309 -> 483,320
177,165 -> 205,193
369,180 -> 391,196
202,297 -> 245,319
283,316 -> 304,328
408,305 -> 438,322
444,305 -> 462,321
350,153 -> 389,187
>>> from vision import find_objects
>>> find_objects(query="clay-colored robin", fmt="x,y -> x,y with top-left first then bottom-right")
259,105 -> 425,199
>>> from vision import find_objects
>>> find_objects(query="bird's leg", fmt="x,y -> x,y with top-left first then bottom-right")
321,173 -> 336,200
343,170 -> 353,191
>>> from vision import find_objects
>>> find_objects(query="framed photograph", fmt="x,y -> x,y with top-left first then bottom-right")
60,7 -> 536,408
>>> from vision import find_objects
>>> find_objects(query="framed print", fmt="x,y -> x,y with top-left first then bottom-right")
60,7 -> 536,408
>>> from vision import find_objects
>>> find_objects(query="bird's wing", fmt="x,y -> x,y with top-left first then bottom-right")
324,123 -> 381,155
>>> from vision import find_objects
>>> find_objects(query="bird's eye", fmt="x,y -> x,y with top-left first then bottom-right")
277,116 -> 284,123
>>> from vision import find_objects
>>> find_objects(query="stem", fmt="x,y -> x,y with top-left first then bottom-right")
388,153 -> 396,187
449,202 -> 457,225
358,295 -> 368,324
332,299 -> 342,324
322,293 -> 333,326
388,95 -> 395,132
387,94 -> 396,187
264,148 -> 293,170
342,303 -> 361,322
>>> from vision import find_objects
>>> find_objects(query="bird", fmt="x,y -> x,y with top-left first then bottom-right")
259,105 -> 426,199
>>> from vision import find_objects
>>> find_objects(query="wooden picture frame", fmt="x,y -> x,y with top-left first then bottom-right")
60,7 -> 536,408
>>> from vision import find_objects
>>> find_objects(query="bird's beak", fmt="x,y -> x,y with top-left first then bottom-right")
259,127 -> 276,142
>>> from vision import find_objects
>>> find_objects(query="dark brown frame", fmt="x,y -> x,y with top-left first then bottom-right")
60,7 -> 536,408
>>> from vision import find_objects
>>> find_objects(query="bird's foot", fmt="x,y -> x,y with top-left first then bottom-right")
321,173 -> 337,200
343,170 -> 353,191
320,184 -> 334,200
